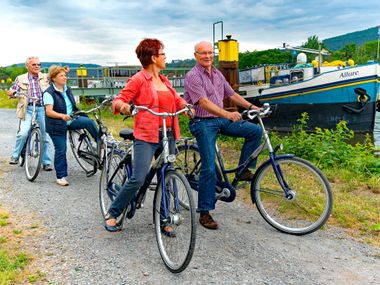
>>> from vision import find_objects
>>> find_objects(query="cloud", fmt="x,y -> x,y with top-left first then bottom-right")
1,0 -> 380,66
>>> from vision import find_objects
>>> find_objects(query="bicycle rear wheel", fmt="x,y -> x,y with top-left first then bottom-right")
175,144 -> 201,191
99,150 -> 129,219
252,156 -> 333,235
25,128 -> 42,181
153,170 -> 196,273
69,129 -> 95,173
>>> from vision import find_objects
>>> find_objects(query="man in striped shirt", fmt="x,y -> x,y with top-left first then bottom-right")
184,41 -> 262,230
7,56 -> 52,170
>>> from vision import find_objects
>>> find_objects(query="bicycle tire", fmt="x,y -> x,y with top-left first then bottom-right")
251,156 -> 333,235
19,144 -> 26,167
99,149 -> 129,220
153,170 -> 196,273
175,144 -> 201,192
24,128 -> 42,181
69,129 -> 95,173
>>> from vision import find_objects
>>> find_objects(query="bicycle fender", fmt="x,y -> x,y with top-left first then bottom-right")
252,154 -> 294,183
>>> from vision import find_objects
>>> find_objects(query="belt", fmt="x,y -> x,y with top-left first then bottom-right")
28,102 -> 42,107
194,116 -> 217,120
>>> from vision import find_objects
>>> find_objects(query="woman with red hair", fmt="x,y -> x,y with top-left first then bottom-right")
105,38 -> 190,234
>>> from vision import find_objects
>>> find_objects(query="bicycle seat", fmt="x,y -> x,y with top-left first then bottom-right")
119,128 -> 134,141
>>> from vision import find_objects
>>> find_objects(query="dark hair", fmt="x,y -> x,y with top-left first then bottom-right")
135,38 -> 163,68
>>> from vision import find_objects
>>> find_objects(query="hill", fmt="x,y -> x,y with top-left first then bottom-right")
6,62 -> 102,69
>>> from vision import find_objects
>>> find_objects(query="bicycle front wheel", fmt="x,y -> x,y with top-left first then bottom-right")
153,170 -> 196,273
25,128 -> 42,181
69,129 -> 95,173
99,150 -> 129,219
252,156 -> 333,235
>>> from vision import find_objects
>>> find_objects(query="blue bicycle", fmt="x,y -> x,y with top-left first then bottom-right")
175,104 -> 333,235
99,105 -> 196,273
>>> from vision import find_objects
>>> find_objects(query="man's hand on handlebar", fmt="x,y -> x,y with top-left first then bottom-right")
226,111 -> 242,122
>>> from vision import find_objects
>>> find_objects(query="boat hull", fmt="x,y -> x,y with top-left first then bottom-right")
243,63 -> 380,133
256,101 -> 376,132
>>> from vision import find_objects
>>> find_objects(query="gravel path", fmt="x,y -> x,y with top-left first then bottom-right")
0,108 -> 379,285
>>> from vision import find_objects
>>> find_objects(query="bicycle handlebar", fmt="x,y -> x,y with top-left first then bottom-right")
70,97 -> 113,119
242,103 -> 272,120
130,104 -> 194,118
9,90 -> 39,101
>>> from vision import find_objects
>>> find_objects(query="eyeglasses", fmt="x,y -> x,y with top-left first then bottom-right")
31,63 -> 41,67
157,53 -> 166,56
195,51 -> 213,56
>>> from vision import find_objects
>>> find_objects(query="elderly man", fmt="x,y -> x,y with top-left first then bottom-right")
7,56 -> 52,170
184,41 -> 262,230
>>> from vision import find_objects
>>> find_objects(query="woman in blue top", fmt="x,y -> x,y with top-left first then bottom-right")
44,65 -> 98,186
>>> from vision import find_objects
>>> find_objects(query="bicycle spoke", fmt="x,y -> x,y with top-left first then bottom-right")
153,171 -> 196,273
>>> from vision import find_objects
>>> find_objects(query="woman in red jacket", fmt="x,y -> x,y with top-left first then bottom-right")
105,38 -> 190,234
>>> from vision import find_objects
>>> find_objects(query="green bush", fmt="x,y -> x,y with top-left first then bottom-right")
273,112 -> 379,178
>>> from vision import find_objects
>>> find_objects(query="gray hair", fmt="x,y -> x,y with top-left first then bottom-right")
194,41 -> 212,52
25,56 -> 39,66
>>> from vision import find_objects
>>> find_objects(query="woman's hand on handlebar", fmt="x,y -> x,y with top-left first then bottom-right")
61,114 -> 71,122
119,102 -> 131,115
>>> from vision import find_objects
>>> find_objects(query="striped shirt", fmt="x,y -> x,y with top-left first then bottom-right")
184,63 -> 234,118
11,74 -> 44,104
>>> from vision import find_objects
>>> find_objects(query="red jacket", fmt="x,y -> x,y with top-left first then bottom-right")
113,69 -> 187,143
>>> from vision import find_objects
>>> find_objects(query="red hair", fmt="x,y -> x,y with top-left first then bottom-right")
135,38 -> 164,68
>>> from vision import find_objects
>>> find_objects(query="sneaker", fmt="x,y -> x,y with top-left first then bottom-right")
238,169 -> 254,181
199,213 -> 219,230
43,164 -> 53,171
56,178 -> 69,186
9,157 -> 18,165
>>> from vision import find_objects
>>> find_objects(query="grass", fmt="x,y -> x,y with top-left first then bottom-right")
0,91 -> 17,109
217,135 -> 380,247
0,207 -> 46,284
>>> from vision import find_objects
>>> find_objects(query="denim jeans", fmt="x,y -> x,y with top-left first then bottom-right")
188,117 -> 262,212
68,116 -> 99,141
49,133 -> 68,179
108,132 -> 175,219
11,106 -> 52,166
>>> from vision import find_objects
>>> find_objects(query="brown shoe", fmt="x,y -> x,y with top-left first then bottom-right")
238,169 -> 254,181
199,213 -> 218,230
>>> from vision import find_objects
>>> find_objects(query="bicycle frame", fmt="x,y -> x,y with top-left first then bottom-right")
108,105 -> 192,219
182,104 -> 295,201
70,97 -> 117,172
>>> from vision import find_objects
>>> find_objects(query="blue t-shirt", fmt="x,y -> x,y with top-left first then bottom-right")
43,84 -> 73,125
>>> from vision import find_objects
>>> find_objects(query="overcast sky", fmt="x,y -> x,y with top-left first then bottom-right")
1,0 -> 380,67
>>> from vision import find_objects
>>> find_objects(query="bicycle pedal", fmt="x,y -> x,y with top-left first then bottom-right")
86,170 -> 96,177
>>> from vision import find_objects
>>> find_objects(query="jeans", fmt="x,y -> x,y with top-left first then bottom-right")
49,134 -> 68,179
68,116 -> 99,141
11,106 -> 52,166
188,117 -> 262,212
108,132 -> 175,219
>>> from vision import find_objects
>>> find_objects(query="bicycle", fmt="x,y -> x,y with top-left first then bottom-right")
175,103 -> 333,235
68,97 -> 116,177
99,104 -> 196,273
11,90 -> 44,181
